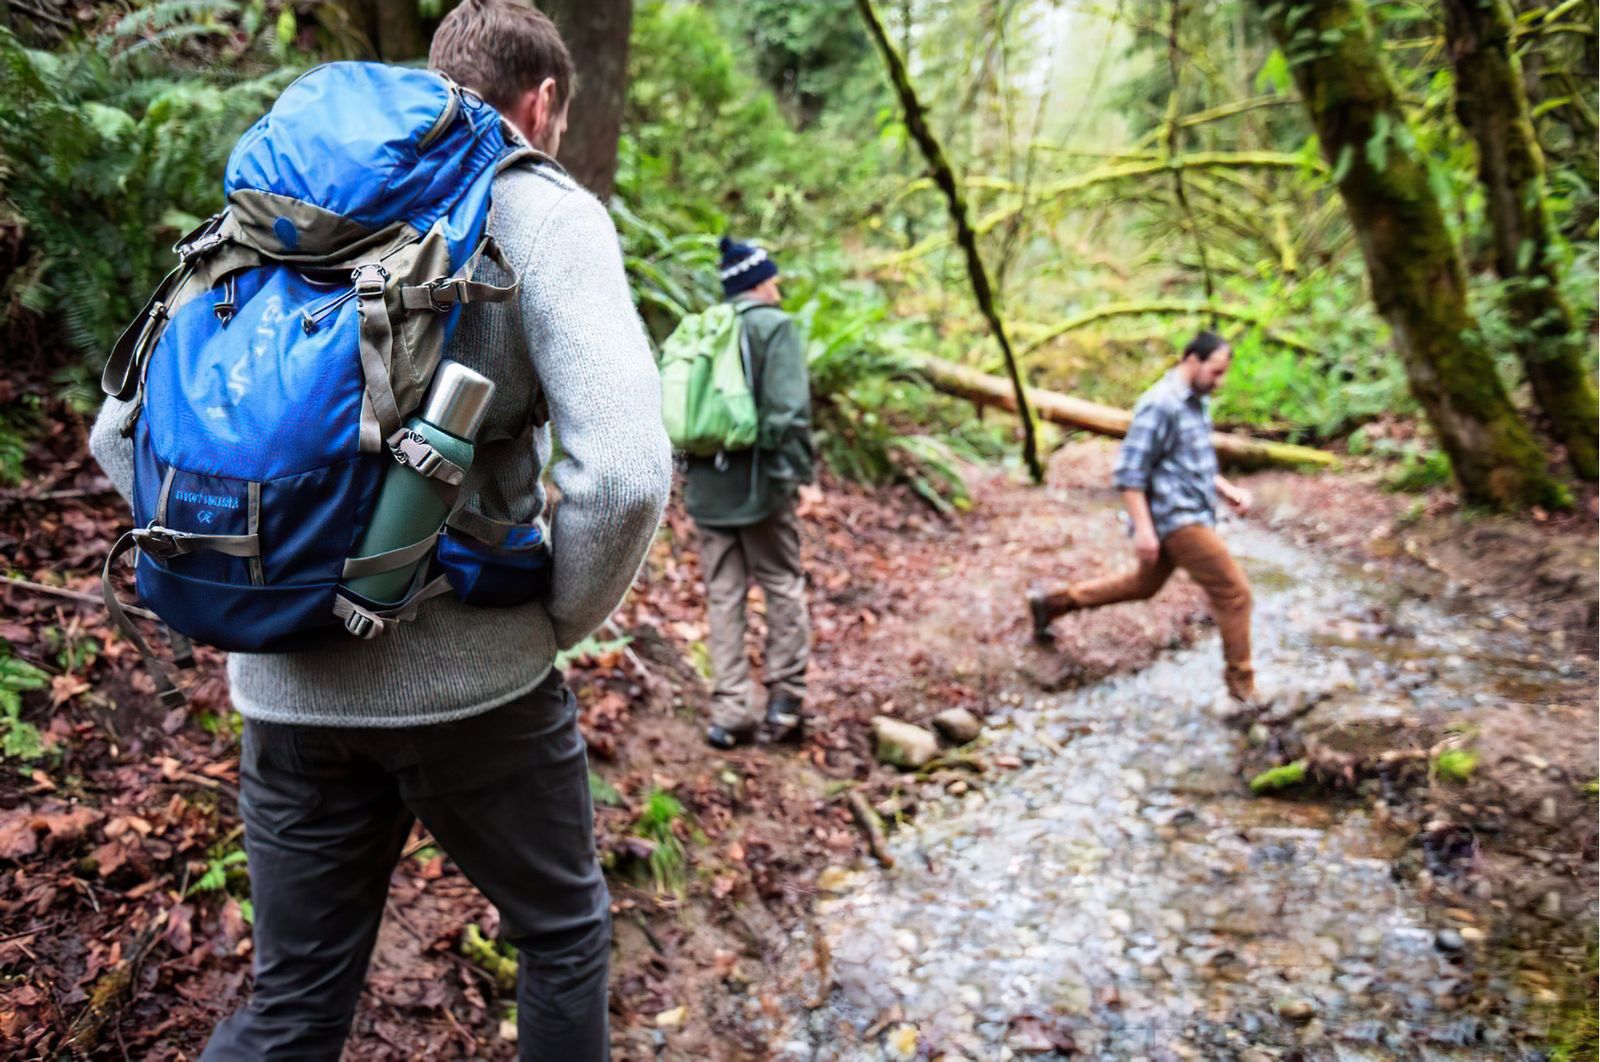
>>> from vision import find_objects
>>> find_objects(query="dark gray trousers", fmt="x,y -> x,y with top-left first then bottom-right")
202,671 -> 610,1061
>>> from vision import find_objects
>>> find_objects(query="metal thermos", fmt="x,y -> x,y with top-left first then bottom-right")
344,362 -> 494,605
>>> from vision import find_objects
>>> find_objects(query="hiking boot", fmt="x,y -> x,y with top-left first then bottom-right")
705,724 -> 754,750
1229,684 -> 1274,711
1214,686 -> 1273,729
761,695 -> 805,743
1026,585 -> 1064,645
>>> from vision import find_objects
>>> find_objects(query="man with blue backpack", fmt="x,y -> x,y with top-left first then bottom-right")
89,1 -> 671,1057
677,238 -> 814,750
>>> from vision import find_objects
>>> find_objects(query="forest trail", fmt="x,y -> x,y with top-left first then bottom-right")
2,438 -> 1594,1060
710,446 -> 1598,1062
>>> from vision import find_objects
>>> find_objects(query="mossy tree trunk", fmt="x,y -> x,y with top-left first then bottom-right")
855,0 -> 1044,483
1443,0 -> 1598,479
331,0 -> 428,60
542,0 -> 633,200
1250,0 -> 1565,510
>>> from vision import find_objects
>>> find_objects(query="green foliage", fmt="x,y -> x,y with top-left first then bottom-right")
1432,748 -> 1479,784
634,786 -> 687,895
1345,425 -> 1456,494
1249,759 -> 1308,794
738,0 -> 872,125
620,1 -> 812,238
0,647 -> 49,763
588,770 -> 625,809
791,280 -> 992,510
188,845 -> 247,895
0,8 -> 299,362
0,406 -> 31,487
462,923 -> 517,991
1386,447 -> 1453,494
1547,951 -> 1598,1062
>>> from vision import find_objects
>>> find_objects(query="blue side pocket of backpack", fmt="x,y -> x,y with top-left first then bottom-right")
436,523 -> 551,607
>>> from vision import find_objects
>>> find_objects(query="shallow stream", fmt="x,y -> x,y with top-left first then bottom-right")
758,525 -> 1588,1061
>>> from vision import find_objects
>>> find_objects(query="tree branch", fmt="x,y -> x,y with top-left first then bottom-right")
855,0 -> 1043,482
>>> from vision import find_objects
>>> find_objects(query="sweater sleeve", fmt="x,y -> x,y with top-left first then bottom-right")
498,177 -> 672,650
89,397 -> 137,505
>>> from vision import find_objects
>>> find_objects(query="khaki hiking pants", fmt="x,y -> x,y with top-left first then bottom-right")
697,501 -> 811,730
1040,523 -> 1255,700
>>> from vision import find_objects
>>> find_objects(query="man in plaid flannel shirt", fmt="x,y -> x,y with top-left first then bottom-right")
1028,332 -> 1259,703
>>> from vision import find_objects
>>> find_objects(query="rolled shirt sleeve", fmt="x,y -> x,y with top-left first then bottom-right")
1112,396 -> 1170,493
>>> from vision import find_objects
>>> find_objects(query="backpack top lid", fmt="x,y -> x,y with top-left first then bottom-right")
224,62 -> 510,256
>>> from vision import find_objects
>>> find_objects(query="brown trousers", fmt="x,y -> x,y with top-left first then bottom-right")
1041,523 -> 1255,699
697,501 -> 811,730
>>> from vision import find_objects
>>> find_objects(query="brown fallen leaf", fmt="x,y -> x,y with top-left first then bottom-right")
0,809 -> 39,860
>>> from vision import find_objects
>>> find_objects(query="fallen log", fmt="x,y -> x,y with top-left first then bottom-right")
909,355 -> 1337,471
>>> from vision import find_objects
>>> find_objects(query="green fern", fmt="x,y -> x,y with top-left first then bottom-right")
0,650 -> 49,763
634,787 -> 687,895
0,16 -> 300,365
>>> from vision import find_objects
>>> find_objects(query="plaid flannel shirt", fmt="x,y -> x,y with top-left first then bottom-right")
1112,371 -> 1218,541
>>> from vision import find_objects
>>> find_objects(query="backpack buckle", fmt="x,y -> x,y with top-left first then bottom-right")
344,610 -> 382,638
133,526 -> 193,560
173,212 -> 225,261
423,277 -> 465,313
390,429 -> 441,475
352,263 -> 390,296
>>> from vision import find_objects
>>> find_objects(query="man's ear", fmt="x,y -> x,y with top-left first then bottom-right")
532,77 -> 559,139
505,87 -> 541,145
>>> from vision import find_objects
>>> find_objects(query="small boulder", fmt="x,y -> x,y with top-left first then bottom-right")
872,716 -> 940,769
1275,998 -> 1316,1023
931,707 -> 983,745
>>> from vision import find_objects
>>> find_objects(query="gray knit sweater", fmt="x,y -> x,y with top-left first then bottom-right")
89,164 -> 672,727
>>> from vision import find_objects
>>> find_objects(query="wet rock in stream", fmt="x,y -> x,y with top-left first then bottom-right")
872,716 -> 940,770
752,527 -> 1592,1061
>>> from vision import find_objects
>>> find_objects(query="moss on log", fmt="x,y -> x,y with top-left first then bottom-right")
910,355 -> 1337,471
1017,300 -> 1323,359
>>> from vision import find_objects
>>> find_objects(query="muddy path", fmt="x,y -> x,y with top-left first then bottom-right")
729,452 -> 1597,1061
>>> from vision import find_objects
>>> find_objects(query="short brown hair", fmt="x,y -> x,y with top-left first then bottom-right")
429,0 -> 574,113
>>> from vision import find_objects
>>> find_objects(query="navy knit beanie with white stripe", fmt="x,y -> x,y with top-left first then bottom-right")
719,236 -> 778,297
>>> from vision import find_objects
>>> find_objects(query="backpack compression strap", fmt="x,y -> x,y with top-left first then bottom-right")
355,232 -> 520,451
398,237 -> 520,312
333,573 -> 456,639
101,523 -> 263,707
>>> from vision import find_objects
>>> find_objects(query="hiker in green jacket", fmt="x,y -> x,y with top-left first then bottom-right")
687,237 -> 814,749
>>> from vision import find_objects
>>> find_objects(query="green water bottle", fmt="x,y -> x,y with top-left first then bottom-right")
344,361 -> 495,607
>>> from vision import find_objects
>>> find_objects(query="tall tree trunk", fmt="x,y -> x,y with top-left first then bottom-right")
541,0 -> 632,200
855,0 -> 1044,483
329,0 -> 427,60
375,0 -> 427,60
1442,0 -> 1598,479
1249,0 -> 1564,510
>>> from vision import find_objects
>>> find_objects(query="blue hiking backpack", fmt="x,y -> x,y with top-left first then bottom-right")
99,62 -> 546,705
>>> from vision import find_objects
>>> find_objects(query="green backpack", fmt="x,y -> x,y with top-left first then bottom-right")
658,302 -> 759,456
